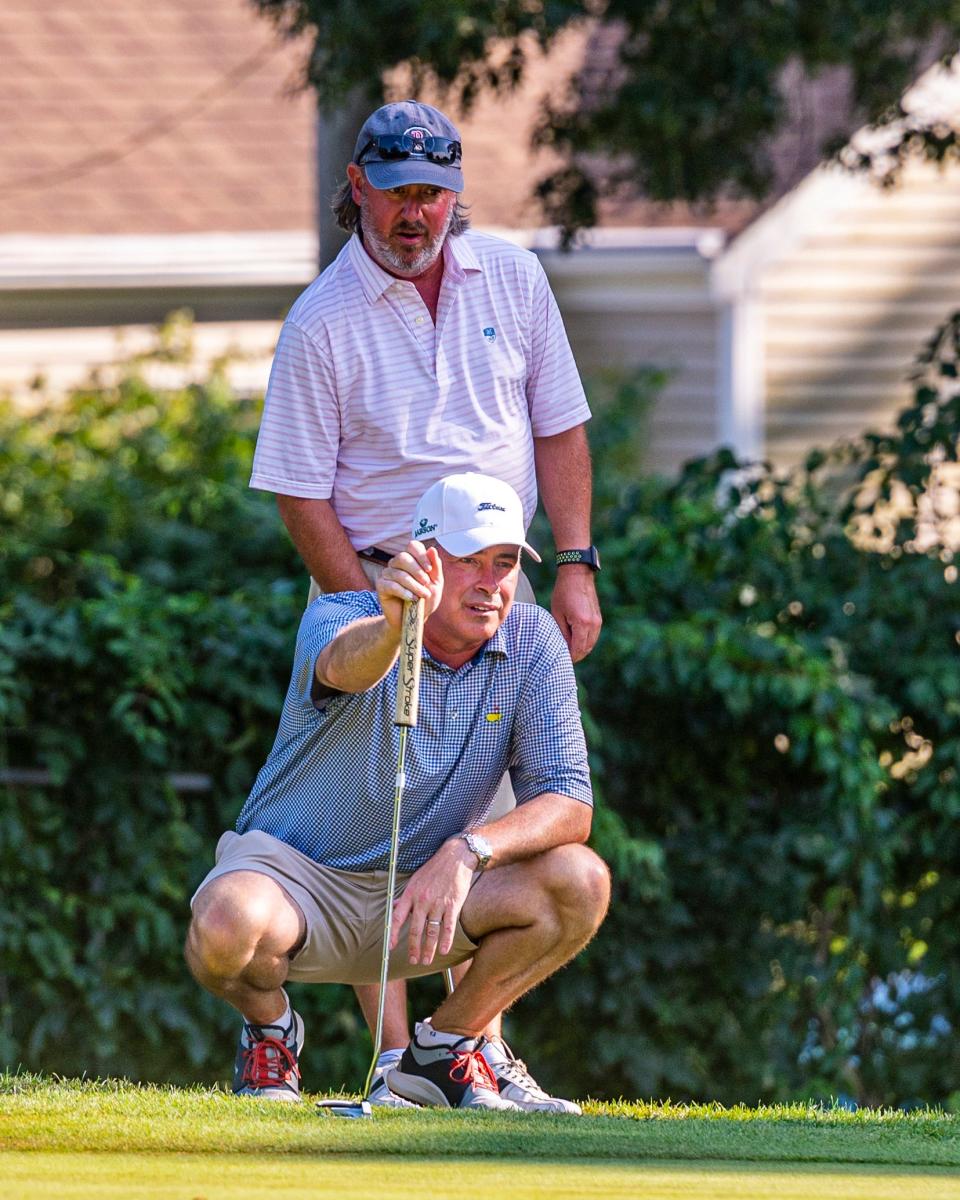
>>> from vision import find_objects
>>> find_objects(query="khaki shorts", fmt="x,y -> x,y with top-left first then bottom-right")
308,559 -> 537,821
192,830 -> 479,985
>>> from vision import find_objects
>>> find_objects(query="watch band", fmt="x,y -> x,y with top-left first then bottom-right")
555,546 -> 601,571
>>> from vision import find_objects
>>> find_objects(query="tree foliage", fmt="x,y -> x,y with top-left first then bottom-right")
253,0 -> 960,237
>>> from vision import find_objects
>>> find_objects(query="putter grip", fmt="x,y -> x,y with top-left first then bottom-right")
394,598 -> 424,727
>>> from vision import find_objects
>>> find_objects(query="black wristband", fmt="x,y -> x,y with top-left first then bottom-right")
555,546 -> 601,571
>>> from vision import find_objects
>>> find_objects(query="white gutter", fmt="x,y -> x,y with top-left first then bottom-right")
0,231 -> 318,290
481,224 -> 726,256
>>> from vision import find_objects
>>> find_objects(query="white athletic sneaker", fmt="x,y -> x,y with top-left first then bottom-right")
387,1023 -> 521,1111
481,1037 -> 582,1114
368,1058 -> 420,1108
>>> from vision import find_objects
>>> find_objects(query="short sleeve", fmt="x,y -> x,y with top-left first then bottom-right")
524,265 -> 592,439
291,592 -> 382,709
250,321 -> 342,498
508,614 -> 593,806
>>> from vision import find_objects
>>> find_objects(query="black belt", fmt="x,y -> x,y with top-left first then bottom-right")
358,546 -> 392,566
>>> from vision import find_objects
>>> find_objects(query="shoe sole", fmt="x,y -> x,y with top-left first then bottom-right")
368,1081 -> 421,1109
504,1096 -> 583,1115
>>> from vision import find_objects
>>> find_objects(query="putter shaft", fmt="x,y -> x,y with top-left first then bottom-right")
361,598 -> 424,1101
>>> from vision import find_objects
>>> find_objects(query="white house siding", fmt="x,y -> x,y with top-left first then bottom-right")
536,236 -> 722,474
759,161 -> 960,466
0,232 -> 318,401
0,321 -> 286,402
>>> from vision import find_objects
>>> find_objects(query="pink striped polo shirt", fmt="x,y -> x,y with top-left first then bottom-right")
250,230 -> 590,553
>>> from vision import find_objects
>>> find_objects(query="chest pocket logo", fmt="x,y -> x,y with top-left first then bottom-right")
482,326 -> 497,344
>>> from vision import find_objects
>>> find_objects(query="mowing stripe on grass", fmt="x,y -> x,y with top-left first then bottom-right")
3,1153 -> 960,1200
4,1099 -> 960,1167
5,1152 -> 960,1200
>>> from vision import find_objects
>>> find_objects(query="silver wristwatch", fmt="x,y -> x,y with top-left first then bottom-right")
460,830 -> 493,871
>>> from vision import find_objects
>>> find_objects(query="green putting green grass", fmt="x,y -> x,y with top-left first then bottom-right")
3,1076 -> 960,1199
5,1154 -> 960,1200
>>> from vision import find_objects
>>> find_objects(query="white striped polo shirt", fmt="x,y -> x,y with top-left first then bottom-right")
250,230 -> 590,553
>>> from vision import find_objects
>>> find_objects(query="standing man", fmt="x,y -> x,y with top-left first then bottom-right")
250,100 -> 602,1107
186,474 -> 609,1111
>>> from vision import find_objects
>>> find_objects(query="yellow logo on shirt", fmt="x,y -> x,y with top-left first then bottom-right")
485,711 -> 502,723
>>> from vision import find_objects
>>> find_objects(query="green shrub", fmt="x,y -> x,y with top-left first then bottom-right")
519,315 -> 960,1108
0,351 -> 373,1087
2,317 -> 959,1106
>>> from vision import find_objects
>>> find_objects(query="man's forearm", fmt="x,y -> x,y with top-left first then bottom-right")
315,615 -> 400,694
316,541 -> 440,694
533,424 -> 602,661
533,424 -> 593,549
276,495 -> 369,592
454,792 -> 592,872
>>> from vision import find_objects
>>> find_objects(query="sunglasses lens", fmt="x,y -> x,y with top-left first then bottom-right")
425,141 -> 453,164
380,136 -> 408,159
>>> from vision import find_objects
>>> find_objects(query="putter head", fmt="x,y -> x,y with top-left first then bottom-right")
315,1098 -> 373,1119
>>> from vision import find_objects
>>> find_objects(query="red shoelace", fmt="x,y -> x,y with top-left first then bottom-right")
239,1037 -> 300,1089
448,1048 -> 499,1093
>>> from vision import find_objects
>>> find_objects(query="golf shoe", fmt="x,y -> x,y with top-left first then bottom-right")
233,1008 -> 304,1101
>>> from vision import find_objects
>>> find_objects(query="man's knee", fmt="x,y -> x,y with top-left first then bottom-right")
186,871 -> 295,979
501,843 -> 609,946
540,842 -> 610,929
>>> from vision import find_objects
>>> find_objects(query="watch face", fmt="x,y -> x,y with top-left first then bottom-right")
465,832 -> 492,867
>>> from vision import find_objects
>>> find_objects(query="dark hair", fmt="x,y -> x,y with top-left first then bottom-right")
331,172 -> 471,235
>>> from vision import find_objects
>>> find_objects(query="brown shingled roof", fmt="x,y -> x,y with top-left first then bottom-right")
0,1 -> 316,236
0,4 -> 871,244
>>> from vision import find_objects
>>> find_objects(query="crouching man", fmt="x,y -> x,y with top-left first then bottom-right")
185,472 -> 610,1111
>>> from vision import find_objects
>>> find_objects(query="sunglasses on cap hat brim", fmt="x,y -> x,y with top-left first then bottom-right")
357,133 -> 462,167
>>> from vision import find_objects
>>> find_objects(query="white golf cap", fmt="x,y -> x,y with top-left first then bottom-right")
412,473 -> 541,562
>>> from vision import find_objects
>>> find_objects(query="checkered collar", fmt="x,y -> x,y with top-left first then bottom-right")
423,616 -> 510,674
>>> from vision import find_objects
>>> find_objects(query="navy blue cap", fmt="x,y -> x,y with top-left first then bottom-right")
353,101 -> 464,193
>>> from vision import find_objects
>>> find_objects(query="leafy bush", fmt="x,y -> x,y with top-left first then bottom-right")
2,316 -> 959,1106
520,314 -> 960,1108
0,347 -> 375,1087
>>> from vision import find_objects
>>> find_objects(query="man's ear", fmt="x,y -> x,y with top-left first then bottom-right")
346,162 -> 365,206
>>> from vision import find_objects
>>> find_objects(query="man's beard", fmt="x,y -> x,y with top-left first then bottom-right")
360,196 -> 454,277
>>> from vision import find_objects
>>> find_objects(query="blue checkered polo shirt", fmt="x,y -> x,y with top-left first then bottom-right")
235,592 -> 592,872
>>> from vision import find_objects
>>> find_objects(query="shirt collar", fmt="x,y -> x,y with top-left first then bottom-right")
422,620 -> 509,674
443,232 -> 481,281
347,233 -> 396,303
347,231 -> 481,303
483,621 -> 509,658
